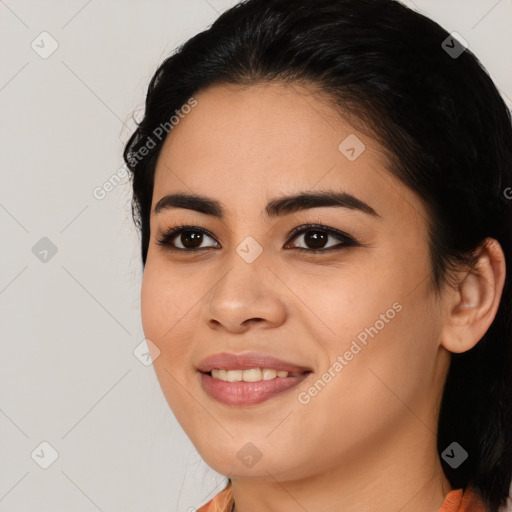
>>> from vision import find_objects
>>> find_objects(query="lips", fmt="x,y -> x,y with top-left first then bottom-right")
197,351 -> 312,405
197,351 -> 312,374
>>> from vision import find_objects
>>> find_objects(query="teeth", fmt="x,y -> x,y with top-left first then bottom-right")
241,368 -> 262,382
211,368 -> 298,382
226,370 -> 243,382
262,368 -> 277,380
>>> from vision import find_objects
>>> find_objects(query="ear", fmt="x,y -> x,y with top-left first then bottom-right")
440,238 -> 506,354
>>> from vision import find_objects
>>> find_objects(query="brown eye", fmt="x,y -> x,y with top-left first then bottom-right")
157,226 -> 219,251
176,230 -> 206,249
300,230 -> 329,250
286,224 -> 358,253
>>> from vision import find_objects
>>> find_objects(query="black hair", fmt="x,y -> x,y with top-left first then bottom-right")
123,1 -> 512,509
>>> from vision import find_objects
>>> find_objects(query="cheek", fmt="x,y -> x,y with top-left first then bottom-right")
293,301 -> 437,463
141,255 -> 191,330
140,264 -> 190,360
140,265 -> 201,417
140,268 -> 168,341
302,253 -> 438,412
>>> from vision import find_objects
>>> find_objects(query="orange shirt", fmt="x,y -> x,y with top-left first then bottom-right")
197,482 -> 488,512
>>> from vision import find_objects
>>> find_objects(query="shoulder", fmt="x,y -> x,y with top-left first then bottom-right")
197,483 -> 233,512
438,486 -> 488,512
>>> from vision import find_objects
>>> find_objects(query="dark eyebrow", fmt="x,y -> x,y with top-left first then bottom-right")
153,190 -> 380,219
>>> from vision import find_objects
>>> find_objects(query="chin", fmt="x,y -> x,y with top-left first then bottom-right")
196,440 -> 308,481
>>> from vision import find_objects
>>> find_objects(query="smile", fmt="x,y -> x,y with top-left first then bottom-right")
197,351 -> 313,405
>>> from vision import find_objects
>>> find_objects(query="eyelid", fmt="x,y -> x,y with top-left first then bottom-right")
286,223 -> 354,243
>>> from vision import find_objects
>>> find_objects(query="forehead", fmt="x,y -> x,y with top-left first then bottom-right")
151,82 -> 426,226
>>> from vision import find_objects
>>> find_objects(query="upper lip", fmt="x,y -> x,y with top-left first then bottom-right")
197,351 -> 312,374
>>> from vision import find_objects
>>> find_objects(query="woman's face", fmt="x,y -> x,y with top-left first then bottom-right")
141,82 -> 452,481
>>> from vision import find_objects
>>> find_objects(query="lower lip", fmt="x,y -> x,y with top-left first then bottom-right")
200,372 -> 310,406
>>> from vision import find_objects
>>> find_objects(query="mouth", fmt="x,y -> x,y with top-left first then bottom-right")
197,352 -> 313,406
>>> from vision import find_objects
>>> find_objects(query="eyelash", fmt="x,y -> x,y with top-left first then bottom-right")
156,223 -> 360,254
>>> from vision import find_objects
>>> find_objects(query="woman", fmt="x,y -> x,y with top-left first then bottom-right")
123,0 -> 512,510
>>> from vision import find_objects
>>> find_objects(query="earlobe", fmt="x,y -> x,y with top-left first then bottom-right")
440,238 -> 506,354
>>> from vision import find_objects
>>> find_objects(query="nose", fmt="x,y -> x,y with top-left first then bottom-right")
203,252 -> 287,334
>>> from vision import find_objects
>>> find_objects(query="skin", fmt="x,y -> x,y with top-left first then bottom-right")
140,82 -> 506,512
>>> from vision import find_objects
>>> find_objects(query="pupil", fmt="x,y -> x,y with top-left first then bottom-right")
182,231 -> 203,248
305,231 -> 327,249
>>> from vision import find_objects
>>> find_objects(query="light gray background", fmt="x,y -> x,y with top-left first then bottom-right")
1,1 -> 511,511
